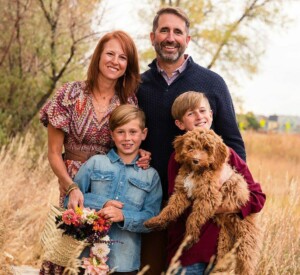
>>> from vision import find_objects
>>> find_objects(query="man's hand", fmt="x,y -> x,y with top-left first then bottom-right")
136,149 -> 151,169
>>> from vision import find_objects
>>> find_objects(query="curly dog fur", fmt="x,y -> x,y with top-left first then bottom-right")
144,128 -> 261,275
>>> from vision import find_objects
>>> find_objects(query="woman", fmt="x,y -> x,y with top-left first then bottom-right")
40,30 -> 144,275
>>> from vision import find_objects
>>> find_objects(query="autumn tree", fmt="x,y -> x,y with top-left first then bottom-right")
140,0 -> 289,84
0,0 -> 104,143
0,0 -> 293,143
237,112 -> 261,130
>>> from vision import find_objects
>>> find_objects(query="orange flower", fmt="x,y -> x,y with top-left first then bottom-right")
93,216 -> 111,232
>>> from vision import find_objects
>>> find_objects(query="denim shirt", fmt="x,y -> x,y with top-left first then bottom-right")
67,148 -> 162,272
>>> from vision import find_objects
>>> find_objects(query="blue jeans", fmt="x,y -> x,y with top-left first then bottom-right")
177,263 -> 208,275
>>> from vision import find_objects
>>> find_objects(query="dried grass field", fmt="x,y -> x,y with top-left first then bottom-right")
0,131 -> 299,274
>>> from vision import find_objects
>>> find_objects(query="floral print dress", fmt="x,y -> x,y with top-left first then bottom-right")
39,81 -> 137,275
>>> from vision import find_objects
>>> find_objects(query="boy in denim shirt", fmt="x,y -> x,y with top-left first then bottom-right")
67,105 -> 162,274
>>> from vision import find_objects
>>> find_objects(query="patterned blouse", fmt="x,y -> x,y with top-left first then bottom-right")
40,81 -> 137,178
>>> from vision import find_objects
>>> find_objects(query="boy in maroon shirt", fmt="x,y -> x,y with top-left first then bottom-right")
167,91 -> 266,274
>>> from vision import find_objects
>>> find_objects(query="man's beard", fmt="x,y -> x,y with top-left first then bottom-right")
154,41 -> 185,63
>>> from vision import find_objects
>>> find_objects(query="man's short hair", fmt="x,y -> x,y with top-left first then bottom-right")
152,7 -> 190,33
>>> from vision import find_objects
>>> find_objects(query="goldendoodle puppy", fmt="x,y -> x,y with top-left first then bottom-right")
144,128 -> 261,275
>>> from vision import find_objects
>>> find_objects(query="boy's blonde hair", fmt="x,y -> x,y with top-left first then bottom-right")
109,104 -> 146,131
171,91 -> 211,120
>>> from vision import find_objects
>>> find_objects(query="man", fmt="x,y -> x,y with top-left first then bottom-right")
137,6 -> 246,274
138,7 -> 245,198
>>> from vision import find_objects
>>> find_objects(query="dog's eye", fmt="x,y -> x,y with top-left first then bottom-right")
204,145 -> 212,152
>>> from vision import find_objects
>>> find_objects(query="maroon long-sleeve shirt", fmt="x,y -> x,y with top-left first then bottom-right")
166,148 -> 266,266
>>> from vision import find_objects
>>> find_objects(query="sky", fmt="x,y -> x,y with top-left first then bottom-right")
101,0 -> 300,117
238,3 -> 300,117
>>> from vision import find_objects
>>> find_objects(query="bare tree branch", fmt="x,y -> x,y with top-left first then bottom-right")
0,0 -> 30,67
207,0 -> 259,69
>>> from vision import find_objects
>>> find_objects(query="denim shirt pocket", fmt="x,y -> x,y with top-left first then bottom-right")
124,177 -> 152,210
90,171 -> 114,197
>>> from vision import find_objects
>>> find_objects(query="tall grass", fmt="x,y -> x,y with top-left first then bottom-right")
0,131 -> 299,274
0,133 -> 59,273
243,132 -> 300,275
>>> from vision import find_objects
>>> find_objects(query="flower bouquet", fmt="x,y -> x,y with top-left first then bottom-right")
41,205 -> 112,274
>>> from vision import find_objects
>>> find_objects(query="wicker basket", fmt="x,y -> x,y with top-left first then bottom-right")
41,205 -> 89,267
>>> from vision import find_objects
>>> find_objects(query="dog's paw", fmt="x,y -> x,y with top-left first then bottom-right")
144,217 -> 166,230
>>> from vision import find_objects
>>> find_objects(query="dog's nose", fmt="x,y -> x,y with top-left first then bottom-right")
192,159 -> 199,164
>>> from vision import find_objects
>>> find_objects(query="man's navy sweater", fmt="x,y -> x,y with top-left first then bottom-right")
137,57 -> 245,198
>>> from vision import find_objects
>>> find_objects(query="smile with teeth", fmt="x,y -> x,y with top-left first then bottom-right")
162,42 -> 180,50
122,143 -> 133,149
108,66 -> 118,72
195,122 -> 206,126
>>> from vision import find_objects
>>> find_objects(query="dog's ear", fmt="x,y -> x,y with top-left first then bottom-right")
173,134 -> 186,164
208,130 -> 229,169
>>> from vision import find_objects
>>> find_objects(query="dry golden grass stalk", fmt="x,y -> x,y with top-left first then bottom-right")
208,241 -> 239,274
62,255 -> 83,275
0,220 -> 4,249
164,236 -> 192,275
137,265 -> 150,275
0,133 -> 59,270
0,225 -> 14,275
137,236 -> 191,275
243,132 -> 300,274
0,131 -> 299,274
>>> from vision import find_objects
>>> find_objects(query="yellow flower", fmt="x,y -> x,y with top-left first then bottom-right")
75,206 -> 83,216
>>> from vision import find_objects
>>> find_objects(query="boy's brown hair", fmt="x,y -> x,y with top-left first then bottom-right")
171,91 -> 211,120
109,104 -> 146,131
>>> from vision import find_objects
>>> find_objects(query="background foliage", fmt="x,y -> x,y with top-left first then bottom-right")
0,0 -> 292,144
0,0 -> 103,143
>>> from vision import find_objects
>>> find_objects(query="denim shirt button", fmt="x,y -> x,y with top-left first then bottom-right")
115,196 -> 119,199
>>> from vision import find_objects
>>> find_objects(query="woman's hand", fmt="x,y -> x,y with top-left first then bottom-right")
67,188 -> 84,210
136,149 -> 151,169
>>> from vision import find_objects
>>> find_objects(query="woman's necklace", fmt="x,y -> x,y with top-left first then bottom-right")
94,102 -> 107,114
92,91 -> 114,114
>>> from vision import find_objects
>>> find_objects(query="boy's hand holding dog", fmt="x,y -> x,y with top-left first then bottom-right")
219,163 -> 233,189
